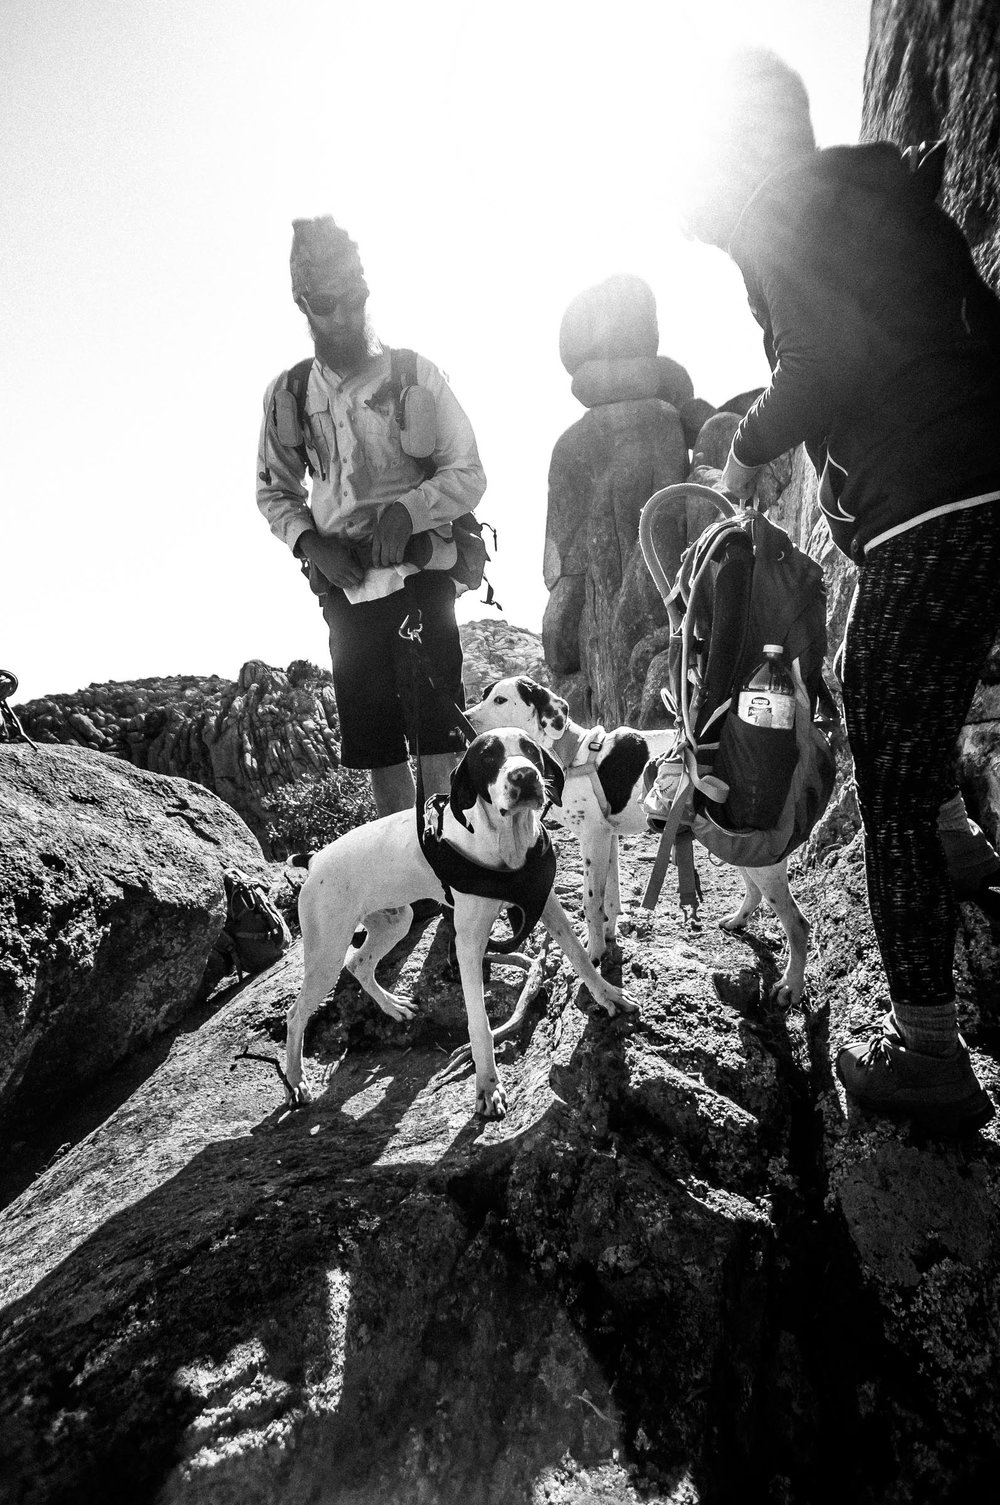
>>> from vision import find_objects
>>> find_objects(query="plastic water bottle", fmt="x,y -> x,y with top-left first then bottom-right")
717,644 -> 798,829
737,645 -> 796,731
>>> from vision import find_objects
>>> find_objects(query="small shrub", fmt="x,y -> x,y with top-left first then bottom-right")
263,769 -> 377,857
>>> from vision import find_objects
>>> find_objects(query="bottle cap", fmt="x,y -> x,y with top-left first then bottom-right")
763,643 -> 783,655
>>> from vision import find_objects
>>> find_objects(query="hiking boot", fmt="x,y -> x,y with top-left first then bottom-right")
836,1031 -> 994,1132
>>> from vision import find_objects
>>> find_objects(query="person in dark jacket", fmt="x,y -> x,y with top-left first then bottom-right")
682,47 -> 1000,1132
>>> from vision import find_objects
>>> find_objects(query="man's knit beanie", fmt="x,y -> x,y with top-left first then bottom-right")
289,216 -> 368,301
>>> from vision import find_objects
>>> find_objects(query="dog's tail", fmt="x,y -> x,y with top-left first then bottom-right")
288,851 -> 314,870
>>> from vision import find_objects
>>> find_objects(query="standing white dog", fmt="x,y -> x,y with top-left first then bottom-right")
287,728 -> 636,1119
466,677 -> 810,1006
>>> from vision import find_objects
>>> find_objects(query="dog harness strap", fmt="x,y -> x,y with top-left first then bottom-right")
552,725 -> 587,767
557,724 -> 613,817
419,794 -> 557,951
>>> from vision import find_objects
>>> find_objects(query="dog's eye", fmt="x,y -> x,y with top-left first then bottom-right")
494,695 -> 506,705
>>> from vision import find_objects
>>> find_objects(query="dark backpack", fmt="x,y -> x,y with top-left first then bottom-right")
222,873 -> 291,978
638,484 -> 837,913
198,873 -> 291,1002
274,349 -> 494,599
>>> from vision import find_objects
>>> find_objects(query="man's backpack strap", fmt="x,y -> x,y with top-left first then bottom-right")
267,357 -> 315,479
390,348 -> 419,425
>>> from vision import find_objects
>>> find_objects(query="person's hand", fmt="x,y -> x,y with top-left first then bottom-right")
298,531 -> 365,590
370,501 -> 413,567
719,449 -> 760,501
690,457 -> 725,491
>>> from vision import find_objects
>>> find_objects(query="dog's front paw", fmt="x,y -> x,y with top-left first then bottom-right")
475,1074 -> 507,1120
770,974 -> 803,1011
377,992 -> 419,1023
591,983 -> 639,1017
285,1074 -> 314,1108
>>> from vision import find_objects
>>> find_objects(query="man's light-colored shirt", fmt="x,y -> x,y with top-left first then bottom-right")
257,349 -> 486,602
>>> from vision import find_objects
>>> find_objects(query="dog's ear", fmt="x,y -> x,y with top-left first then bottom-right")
480,679 -> 497,701
514,731 -> 564,807
539,745 -> 566,807
449,747 -> 485,830
516,678 -> 568,736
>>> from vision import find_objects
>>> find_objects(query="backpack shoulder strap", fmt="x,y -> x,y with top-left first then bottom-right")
390,348 -> 419,421
268,358 -> 315,477
286,357 -> 314,426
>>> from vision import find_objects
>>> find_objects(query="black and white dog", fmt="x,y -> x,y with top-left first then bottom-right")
287,728 -> 636,1120
466,678 -> 810,1006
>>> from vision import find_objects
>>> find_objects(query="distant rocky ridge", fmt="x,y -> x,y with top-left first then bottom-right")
13,619 -> 546,853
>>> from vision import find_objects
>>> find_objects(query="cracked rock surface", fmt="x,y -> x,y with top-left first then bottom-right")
3,813 -> 999,1503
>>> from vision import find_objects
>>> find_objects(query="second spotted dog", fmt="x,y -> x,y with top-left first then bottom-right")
466,677 -> 811,1005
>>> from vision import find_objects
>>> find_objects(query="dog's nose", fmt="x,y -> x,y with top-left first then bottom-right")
506,764 -> 543,801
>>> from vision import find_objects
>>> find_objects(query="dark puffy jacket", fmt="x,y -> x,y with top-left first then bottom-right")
729,144 -> 1000,560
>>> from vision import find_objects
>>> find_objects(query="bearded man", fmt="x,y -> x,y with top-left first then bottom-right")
257,216 -> 486,821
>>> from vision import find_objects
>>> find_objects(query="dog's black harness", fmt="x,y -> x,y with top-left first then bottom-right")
417,793 -> 556,953
398,613 -> 556,952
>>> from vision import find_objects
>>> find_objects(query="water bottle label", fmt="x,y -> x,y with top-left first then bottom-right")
737,689 -> 795,730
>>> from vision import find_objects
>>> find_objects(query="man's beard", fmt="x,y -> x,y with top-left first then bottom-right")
309,316 -> 377,373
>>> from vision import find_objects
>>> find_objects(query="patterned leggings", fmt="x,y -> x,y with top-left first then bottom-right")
841,503 -> 1000,1009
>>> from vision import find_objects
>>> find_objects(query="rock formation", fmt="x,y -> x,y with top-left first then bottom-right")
0,742 -> 270,1129
2,820 -> 1000,1503
6,15 -> 1000,1500
542,273 -> 799,730
544,274 -> 693,727
865,0 -> 1000,289
12,621 -> 544,856
458,617 -> 548,700
15,661 -> 340,857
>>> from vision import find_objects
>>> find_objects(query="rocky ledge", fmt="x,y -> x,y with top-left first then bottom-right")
2,807 -> 999,1504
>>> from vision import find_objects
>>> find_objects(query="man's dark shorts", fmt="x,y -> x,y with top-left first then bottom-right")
322,570 -> 465,769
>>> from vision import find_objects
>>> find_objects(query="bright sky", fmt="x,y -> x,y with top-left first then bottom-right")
1,0 -> 870,705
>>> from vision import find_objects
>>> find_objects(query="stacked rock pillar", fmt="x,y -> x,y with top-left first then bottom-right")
543,275 -> 695,727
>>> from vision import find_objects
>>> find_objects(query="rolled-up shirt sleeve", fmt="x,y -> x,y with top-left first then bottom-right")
396,356 -> 487,533
256,377 -> 316,554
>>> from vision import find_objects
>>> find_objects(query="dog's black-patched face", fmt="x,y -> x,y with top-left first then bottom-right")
467,677 -> 570,748
450,728 -> 565,829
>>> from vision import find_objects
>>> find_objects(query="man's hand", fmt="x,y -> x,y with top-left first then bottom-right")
296,531 -> 365,590
370,501 -> 413,567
